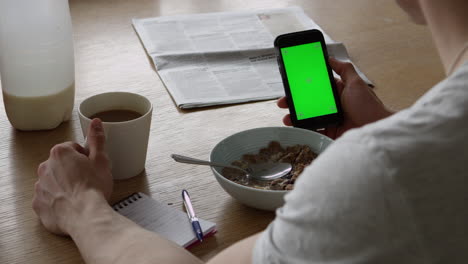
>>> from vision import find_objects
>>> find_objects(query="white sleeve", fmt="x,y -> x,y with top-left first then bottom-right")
252,137 -> 426,264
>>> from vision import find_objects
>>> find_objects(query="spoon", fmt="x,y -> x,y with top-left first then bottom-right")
170,154 -> 292,181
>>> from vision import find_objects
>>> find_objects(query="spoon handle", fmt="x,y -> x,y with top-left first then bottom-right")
171,154 -> 242,171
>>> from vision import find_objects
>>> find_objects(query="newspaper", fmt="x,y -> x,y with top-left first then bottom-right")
133,6 -> 372,109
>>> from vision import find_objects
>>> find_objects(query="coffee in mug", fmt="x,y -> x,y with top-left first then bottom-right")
90,109 -> 142,122
78,92 -> 153,180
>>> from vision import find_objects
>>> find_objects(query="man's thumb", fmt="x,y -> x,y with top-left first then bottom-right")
328,57 -> 359,83
87,118 -> 106,157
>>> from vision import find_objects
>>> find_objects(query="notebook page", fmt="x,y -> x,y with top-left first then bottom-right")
113,193 -> 216,248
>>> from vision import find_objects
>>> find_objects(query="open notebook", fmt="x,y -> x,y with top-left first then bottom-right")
112,192 -> 217,248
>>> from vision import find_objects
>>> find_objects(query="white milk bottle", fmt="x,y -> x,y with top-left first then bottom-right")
0,0 -> 75,131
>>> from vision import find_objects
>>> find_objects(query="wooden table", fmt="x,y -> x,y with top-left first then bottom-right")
0,0 -> 444,263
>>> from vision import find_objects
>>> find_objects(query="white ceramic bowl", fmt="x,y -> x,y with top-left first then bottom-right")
210,127 -> 334,211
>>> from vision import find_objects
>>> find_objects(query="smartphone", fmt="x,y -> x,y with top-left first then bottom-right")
274,29 -> 343,129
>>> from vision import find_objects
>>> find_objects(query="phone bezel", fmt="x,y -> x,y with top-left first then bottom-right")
274,29 -> 343,129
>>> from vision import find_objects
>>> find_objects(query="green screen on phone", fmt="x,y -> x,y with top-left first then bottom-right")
281,42 -> 337,120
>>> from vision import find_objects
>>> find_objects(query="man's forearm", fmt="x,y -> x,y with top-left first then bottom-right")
68,192 -> 203,264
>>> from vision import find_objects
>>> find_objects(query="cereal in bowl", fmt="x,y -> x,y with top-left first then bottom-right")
222,141 -> 317,190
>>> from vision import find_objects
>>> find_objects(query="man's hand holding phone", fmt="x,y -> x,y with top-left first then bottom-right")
278,57 -> 394,139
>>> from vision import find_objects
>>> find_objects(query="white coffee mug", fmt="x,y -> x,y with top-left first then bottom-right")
78,92 -> 152,180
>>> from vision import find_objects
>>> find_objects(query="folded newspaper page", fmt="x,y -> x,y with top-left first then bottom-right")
133,6 -> 372,109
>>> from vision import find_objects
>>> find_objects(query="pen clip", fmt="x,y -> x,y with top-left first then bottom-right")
182,189 -> 196,219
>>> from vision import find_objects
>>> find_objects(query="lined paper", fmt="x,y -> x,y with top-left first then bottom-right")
113,192 -> 217,248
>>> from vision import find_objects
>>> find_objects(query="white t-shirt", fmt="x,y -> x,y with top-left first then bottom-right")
253,62 -> 468,263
